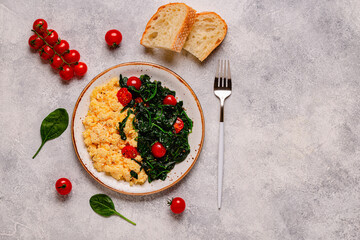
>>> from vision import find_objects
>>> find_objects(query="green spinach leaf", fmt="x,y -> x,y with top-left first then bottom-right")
130,170 -> 138,179
89,194 -> 136,225
32,108 -> 69,159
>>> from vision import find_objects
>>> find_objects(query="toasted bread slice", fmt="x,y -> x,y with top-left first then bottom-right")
183,12 -> 227,61
140,3 -> 196,52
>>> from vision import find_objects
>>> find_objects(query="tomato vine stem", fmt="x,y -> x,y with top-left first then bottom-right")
32,28 -> 73,67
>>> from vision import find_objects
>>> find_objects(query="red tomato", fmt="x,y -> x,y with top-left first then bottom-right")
135,97 -> 143,104
28,35 -> 45,50
63,50 -> 80,64
163,95 -> 177,105
127,76 -> 142,90
74,62 -> 87,77
174,117 -> 184,133
33,19 -> 48,35
43,29 -> 58,46
168,197 -> 186,214
151,142 -> 166,158
50,55 -> 64,70
39,45 -> 54,60
53,40 -> 70,55
117,88 -> 132,106
105,29 -> 122,47
59,65 -> 74,81
122,145 -> 139,159
55,178 -> 72,195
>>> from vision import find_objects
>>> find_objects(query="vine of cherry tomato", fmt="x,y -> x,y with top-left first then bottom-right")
168,197 -> 186,214
28,18 -> 87,81
55,178 -> 72,195
105,29 -> 122,48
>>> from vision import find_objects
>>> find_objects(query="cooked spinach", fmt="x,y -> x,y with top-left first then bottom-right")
116,109 -> 133,140
130,170 -> 138,179
89,194 -> 136,225
118,74 -> 193,182
32,108 -> 69,159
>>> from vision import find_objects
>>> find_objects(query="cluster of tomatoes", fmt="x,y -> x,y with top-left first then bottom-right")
117,76 -> 185,160
28,19 -> 87,81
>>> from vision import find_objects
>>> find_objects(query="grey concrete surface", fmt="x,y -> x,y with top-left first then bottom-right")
1,0 -> 360,239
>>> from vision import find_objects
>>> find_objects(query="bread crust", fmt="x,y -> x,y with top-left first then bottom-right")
140,3 -> 196,52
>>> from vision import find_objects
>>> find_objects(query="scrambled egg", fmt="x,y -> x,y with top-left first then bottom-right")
82,77 -> 147,185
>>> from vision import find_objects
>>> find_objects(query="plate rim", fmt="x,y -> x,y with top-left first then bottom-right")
71,61 -> 205,195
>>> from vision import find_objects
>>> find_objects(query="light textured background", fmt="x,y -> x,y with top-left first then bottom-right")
1,0 -> 360,239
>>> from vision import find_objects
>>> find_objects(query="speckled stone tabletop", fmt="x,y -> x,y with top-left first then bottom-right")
1,0 -> 360,239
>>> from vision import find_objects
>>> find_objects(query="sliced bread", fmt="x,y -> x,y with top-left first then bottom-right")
183,12 -> 227,61
140,3 -> 196,52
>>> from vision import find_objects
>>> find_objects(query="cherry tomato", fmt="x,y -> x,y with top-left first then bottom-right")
53,40 -> 70,55
33,19 -> 48,35
105,29 -> 122,48
163,95 -> 177,105
151,142 -> 166,158
135,97 -> 143,104
50,55 -> 64,70
174,117 -> 184,133
39,45 -> 54,61
28,34 -> 44,50
117,88 -> 132,106
43,29 -> 59,46
59,65 -> 74,81
127,76 -> 142,90
63,50 -> 80,64
74,62 -> 87,77
168,197 -> 186,214
55,178 -> 72,195
122,144 -> 139,158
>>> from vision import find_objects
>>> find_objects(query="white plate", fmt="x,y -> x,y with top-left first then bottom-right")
71,62 -> 205,195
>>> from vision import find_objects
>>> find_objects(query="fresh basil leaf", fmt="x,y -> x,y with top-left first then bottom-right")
32,108 -> 69,159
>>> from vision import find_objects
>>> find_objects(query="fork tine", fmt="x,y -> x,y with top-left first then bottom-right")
227,60 -> 231,80
219,60 -> 223,87
228,79 -> 232,89
223,60 -> 227,88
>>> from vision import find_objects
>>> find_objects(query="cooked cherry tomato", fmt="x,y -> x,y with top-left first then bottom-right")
39,45 -> 54,60
59,65 -> 74,81
135,97 -> 143,104
163,95 -> 177,105
63,50 -> 80,64
43,29 -> 58,46
117,88 -> 132,106
53,39 -> 70,55
151,142 -> 166,158
105,29 -> 122,48
28,35 -> 44,50
127,76 -> 141,90
50,55 -> 64,70
122,145 -> 139,158
174,117 -> 184,133
55,178 -> 72,195
33,19 -> 48,35
168,197 -> 186,214
74,62 -> 87,77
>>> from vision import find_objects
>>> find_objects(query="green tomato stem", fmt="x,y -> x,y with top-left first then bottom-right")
31,29 -> 72,66
32,141 -> 45,159
114,211 -> 136,226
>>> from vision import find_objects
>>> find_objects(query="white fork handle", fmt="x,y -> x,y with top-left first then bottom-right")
218,122 -> 224,209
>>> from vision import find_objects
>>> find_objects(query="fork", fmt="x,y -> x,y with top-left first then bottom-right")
214,60 -> 232,209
